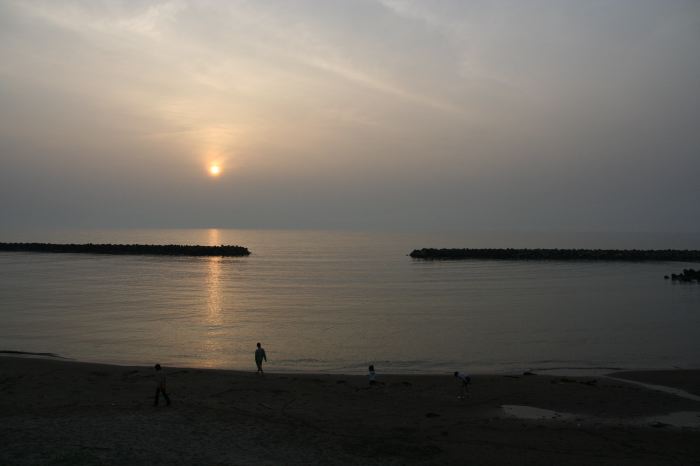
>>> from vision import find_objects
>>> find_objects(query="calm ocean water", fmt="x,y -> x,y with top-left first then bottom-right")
1,229 -> 700,374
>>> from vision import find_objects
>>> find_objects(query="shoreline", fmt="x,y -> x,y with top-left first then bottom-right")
4,352 -> 700,395
4,350 -> 696,378
3,350 -> 697,378
2,356 -> 699,464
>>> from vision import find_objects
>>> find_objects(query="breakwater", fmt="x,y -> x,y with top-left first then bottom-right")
0,242 -> 250,257
666,269 -> 700,282
409,248 -> 700,262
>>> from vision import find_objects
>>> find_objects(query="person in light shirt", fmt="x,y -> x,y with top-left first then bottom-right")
368,365 -> 377,385
367,364 -> 385,386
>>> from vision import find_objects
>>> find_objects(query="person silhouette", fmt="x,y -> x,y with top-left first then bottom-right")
368,365 -> 378,385
255,342 -> 267,375
154,363 -> 171,406
454,371 -> 471,399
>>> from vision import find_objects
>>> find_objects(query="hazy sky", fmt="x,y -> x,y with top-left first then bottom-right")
1,0 -> 699,231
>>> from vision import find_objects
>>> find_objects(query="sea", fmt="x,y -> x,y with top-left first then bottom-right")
1,229 -> 699,375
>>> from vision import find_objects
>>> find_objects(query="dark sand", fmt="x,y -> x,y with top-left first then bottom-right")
1,357 -> 699,465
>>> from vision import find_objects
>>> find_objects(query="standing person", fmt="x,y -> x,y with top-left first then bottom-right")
454,371 -> 471,399
255,342 -> 267,375
154,363 -> 171,407
368,365 -> 377,385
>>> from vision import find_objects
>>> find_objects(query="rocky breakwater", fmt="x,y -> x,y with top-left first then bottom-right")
409,248 -> 700,262
0,242 -> 250,257
665,269 -> 700,283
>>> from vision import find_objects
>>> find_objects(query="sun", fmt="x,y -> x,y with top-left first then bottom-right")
208,164 -> 221,176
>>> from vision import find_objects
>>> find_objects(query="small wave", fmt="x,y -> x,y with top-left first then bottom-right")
530,365 -> 625,371
0,350 -> 66,359
275,358 -> 322,363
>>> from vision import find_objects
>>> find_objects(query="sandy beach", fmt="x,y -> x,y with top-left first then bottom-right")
1,356 -> 699,465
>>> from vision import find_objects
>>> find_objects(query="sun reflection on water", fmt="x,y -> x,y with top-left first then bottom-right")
200,229 -> 225,367
206,256 -> 223,326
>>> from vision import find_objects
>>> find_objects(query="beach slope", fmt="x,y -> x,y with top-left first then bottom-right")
1,357 -> 699,465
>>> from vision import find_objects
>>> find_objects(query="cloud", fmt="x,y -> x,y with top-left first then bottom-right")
11,0 -> 186,39
1,0 -> 699,231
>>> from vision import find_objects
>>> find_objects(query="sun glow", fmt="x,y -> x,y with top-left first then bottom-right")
208,164 -> 221,176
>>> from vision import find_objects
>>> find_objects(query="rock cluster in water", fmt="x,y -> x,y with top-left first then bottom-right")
0,242 -> 250,257
665,269 -> 700,283
409,248 -> 700,262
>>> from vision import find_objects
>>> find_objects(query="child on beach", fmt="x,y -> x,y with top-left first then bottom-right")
454,371 -> 471,399
255,342 -> 267,375
368,365 -> 384,386
368,365 -> 377,385
154,363 -> 171,406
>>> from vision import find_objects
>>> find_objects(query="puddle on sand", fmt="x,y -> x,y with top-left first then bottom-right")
604,376 -> 700,403
501,405 -> 573,421
643,411 -> 700,429
501,405 -> 700,429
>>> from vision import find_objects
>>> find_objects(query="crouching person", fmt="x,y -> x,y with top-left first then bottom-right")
454,371 -> 471,399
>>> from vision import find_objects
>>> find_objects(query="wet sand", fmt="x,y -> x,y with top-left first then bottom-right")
1,356 -> 699,465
